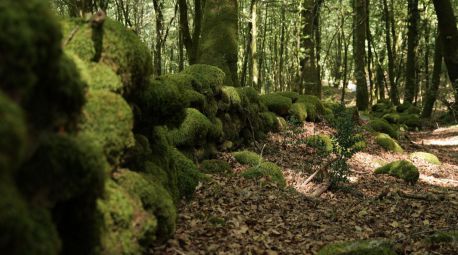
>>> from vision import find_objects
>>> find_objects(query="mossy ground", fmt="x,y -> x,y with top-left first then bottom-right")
233,150 -> 262,166
241,162 -> 286,187
306,134 -> 334,153
200,160 -> 231,174
318,239 -> 397,255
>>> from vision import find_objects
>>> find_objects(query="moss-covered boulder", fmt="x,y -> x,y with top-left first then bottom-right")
233,150 -> 262,166
200,159 -> 231,174
289,103 -> 308,122
397,102 -> 420,114
372,100 -> 396,116
171,148 -> 206,199
168,108 -> 213,147
114,169 -> 177,241
306,134 -> 334,153
410,152 -> 441,165
62,18 -> 152,93
241,162 -> 286,187
368,119 -> 399,139
80,90 -> 134,165
382,113 -> 401,124
0,92 -> 27,173
318,239 -> 397,255
374,160 -> 419,184
375,133 -> 403,153
297,95 -> 326,121
275,91 -> 300,103
182,64 -> 225,95
98,180 -> 157,255
260,94 -> 292,116
399,114 -> 421,130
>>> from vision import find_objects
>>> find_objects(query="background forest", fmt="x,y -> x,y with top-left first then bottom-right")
1,0 -> 458,254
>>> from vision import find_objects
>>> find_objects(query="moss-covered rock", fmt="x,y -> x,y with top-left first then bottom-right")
289,103 -> 308,122
114,169 -> 177,242
399,114 -> 421,130
98,180 -> 157,255
382,113 -> 401,124
410,152 -> 441,165
372,100 -> 396,116
297,95 -> 326,122
182,64 -> 225,95
80,90 -> 134,165
275,91 -> 300,103
0,92 -> 27,173
397,102 -> 420,114
241,162 -> 286,187
318,239 -> 397,255
221,86 -> 242,108
133,78 -> 187,130
306,134 -> 334,153
375,133 -> 403,153
63,18 -> 152,93
260,94 -> 292,116
171,148 -> 206,199
168,108 -> 213,147
200,159 -> 231,174
374,160 -> 419,184
260,111 -> 279,132
368,119 -> 399,139
233,150 -> 262,166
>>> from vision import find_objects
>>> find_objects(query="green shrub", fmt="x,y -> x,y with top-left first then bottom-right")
233,150 -> 262,166
368,118 -> 399,139
289,103 -> 308,122
410,152 -> 441,165
114,169 -> 177,241
0,92 -> 27,173
260,94 -> 292,116
80,90 -> 135,165
168,108 -> 213,147
133,78 -> 187,129
375,133 -> 403,153
242,162 -> 286,187
318,239 -> 397,255
306,134 -> 333,153
374,160 -> 419,184
200,159 -> 231,174
98,180 -> 157,255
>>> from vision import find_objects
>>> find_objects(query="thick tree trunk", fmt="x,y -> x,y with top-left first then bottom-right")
198,0 -> 239,86
422,34 -> 443,118
404,0 -> 419,104
68,0 -> 94,17
152,0 -> 164,76
250,0 -> 259,89
366,0 -> 374,105
354,0 -> 368,110
432,0 -> 458,104
178,0 -> 203,65
299,0 -> 321,97
382,0 -> 399,105
279,4 -> 286,91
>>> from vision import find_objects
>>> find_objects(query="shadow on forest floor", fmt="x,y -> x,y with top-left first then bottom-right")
153,122 -> 458,255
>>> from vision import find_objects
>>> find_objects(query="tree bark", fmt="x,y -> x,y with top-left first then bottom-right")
422,33 -> 443,118
250,0 -> 259,90
354,0 -> 368,110
152,0 -> 164,76
404,0 -> 419,104
382,0 -> 399,105
432,0 -> 458,104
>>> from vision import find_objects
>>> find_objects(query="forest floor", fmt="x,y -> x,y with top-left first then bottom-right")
154,122 -> 458,255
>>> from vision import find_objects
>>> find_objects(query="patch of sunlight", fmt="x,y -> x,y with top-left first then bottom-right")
432,125 -> 458,134
348,176 -> 359,183
420,174 -> 458,188
417,136 -> 458,146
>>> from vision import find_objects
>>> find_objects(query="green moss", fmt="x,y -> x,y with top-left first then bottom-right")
372,100 -> 395,116
80,90 -> 134,165
289,103 -> 308,122
133,78 -> 187,130
318,239 -> 397,255
168,108 -> 213,147
397,102 -> 420,114
114,169 -> 177,241
374,160 -> 419,184
233,150 -> 262,166
63,18 -> 153,93
427,231 -> 458,244
399,114 -> 421,130
98,180 -> 157,255
277,117 -> 288,131
275,91 -> 300,102
260,111 -> 279,132
0,92 -> 27,173
221,86 -> 242,108
306,134 -> 334,153
183,89 -> 206,111
242,162 -> 286,187
171,148 -> 206,199
238,87 -> 261,106
368,119 -> 399,139
410,152 -> 441,165
297,95 -> 326,122
123,135 -> 153,172
86,62 -> 123,92
260,94 -> 292,116
208,118 -> 224,141
382,113 -> 401,124
200,160 -> 231,174
375,133 -> 403,153
183,64 -> 225,95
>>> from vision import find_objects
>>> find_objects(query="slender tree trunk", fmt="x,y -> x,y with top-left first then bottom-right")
279,2 -> 286,91
198,0 -> 239,86
366,0 -> 374,105
152,0 -> 164,76
404,0 -> 419,104
354,0 -> 368,110
422,33 -> 443,118
178,0 -> 203,65
382,0 -> 399,105
249,0 -> 259,90
432,0 -> 458,104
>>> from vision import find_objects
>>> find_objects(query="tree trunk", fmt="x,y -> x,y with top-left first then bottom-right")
198,0 -> 239,86
366,0 -> 374,105
299,0 -> 320,97
152,0 -> 164,76
432,0 -> 458,104
382,0 -> 399,105
354,0 -> 368,110
404,0 -> 419,104
279,3 -> 286,91
249,0 -> 259,90
178,0 -> 203,65
422,33 -> 443,118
